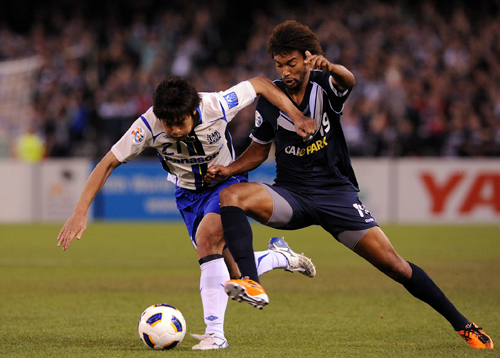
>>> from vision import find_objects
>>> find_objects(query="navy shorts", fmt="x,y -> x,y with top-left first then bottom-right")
264,184 -> 378,240
175,175 -> 248,250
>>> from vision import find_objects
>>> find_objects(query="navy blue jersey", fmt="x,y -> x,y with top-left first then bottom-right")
252,70 -> 359,192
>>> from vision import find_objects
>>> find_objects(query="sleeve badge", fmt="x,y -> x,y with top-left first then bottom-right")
255,110 -> 263,127
223,91 -> 239,109
130,126 -> 145,144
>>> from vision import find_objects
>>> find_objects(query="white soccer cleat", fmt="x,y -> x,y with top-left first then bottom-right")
268,237 -> 316,277
191,333 -> 229,350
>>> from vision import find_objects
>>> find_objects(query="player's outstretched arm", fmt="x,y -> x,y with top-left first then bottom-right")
205,141 -> 272,184
57,151 -> 121,251
304,50 -> 355,91
247,76 -> 316,139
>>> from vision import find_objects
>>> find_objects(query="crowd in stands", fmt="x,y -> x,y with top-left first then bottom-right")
2,0 -> 500,158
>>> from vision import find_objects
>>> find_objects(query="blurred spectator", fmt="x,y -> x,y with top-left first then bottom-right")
15,123 -> 45,163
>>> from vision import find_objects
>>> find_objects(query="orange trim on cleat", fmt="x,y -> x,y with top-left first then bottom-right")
457,322 -> 494,349
224,277 -> 269,308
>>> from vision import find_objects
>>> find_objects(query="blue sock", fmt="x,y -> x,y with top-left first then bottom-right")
220,206 -> 259,282
403,262 -> 469,331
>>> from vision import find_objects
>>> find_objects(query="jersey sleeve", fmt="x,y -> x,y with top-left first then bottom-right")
201,80 -> 257,123
319,70 -> 351,114
111,117 -> 152,163
250,95 -> 278,144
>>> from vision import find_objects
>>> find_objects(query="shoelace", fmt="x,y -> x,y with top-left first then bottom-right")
462,324 -> 489,343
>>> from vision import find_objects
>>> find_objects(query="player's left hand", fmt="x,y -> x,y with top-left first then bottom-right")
304,50 -> 332,72
294,115 -> 316,141
57,212 -> 87,251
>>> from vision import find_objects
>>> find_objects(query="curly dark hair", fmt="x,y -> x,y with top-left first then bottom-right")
267,20 -> 324,59
152,75 -> 201,124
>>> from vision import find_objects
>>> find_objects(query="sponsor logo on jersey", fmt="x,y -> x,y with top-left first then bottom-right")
207,129 -> 221,145
130,126 -> 145,143
255,110 -> 263,127
223,91 -> 239,109
285,136 -> 328,156
163,146 -> 223,164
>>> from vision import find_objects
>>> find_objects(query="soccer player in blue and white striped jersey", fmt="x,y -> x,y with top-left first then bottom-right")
57,74 -> 317,350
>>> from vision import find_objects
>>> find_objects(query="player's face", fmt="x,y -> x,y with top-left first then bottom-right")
274,51 -> 308,91
161,111 -> 197,141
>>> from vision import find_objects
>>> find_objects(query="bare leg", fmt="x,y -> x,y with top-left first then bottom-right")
223,248 -> 241,279
195,213 -> 225,259
353,226 -> 412,282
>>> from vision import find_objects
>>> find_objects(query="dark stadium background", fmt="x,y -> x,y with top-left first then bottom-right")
1,0 -> 499,158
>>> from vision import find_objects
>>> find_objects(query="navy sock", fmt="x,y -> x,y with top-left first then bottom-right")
403,262 -> 469,331
220,206 -> 259,282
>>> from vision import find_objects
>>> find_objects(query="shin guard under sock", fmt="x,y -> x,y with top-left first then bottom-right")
403,262 -> 469,331
199,255 -> 228,337
220,206 -> 259,282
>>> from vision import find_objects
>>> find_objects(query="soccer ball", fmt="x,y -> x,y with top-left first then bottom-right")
138,304 -> 186,350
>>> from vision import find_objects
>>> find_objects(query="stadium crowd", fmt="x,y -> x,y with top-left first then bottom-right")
2,0 -> 500,158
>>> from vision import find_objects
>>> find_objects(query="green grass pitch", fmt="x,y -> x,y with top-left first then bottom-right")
0,223 -> 499,357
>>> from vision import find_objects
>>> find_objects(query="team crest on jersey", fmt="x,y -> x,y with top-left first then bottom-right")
207,129 -> 222,144
130,126 -> 145,143
255,110 -> 263,127
223,91 -> 239,109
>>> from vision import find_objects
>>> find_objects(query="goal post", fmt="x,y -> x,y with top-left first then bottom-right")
0,56 -> 42,158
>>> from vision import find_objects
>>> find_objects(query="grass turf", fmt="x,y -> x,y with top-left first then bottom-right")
0,223 -> 499,357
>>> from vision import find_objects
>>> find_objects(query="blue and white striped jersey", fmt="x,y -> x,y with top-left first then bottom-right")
111,80 -> 257,190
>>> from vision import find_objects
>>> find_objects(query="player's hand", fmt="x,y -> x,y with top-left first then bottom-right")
304,50 -> 332,72
205,165 -> 231,183
57,213 -> 87,251
294,115 -> 316,141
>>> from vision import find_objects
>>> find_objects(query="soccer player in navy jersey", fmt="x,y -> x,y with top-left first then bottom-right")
56,74 -> 316,350
205,20 -> 493,349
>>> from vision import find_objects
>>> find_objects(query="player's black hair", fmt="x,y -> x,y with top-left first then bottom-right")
267,20 -> 324,59
152,75 -> 201,124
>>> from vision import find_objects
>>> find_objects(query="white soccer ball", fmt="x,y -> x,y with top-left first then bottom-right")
138,304 -> 186,350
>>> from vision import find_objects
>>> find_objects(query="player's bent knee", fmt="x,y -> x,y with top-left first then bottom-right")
219,186 -> 237,206
219,185 -> 246,207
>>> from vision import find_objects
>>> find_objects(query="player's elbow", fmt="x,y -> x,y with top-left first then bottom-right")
347,73 -> 355,88
248,76 -> 273,95
341,71 -> 355,90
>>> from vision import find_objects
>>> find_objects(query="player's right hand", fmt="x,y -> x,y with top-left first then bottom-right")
57,213 -> 87,251
205,165 -> 230,183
